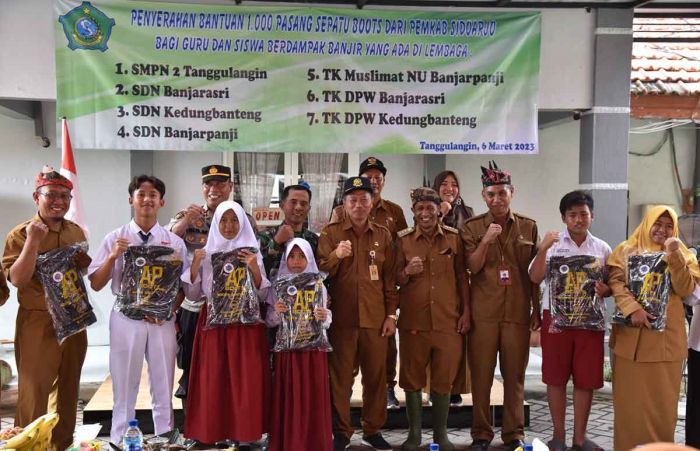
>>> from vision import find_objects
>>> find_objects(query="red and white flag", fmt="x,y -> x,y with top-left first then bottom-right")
60,118 -> 89,238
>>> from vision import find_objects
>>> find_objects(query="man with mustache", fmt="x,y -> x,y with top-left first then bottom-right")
167,165 -> 238,401
462,161 -> 540,451
259,181 -> 318,279
2,167 -> 91,450
395,187 -> 470,451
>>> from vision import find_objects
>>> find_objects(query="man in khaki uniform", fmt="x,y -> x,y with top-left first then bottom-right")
330,157 -> 408,409
395,187 -> 470,451
2,167 -> 90,450
317,176 -> 398,451
461,161 -> 540,451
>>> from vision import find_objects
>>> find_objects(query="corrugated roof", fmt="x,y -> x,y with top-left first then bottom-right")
631,18 -> 700,96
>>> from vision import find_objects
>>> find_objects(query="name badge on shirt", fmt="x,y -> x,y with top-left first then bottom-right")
498,262 -> 511,286
369,250 -> 379,280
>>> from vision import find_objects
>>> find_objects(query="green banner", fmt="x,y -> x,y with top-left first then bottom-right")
55,0 -> 540,153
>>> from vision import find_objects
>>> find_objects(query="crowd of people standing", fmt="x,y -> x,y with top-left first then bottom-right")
1,157 -> 699,451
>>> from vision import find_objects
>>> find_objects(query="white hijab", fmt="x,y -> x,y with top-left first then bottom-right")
277,238 -> 319,277
199,201 -> 267,299
204,200 -> 258,254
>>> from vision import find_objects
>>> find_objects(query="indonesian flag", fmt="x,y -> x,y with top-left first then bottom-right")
60,118 -> 89,238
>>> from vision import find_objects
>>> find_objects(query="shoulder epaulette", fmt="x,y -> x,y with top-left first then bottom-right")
464,213 -> 486,225
397,227 -> 414,238
442,225 -> 459,234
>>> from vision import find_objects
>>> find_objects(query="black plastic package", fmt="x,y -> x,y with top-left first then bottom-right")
206,247 -> 261,328
547,255 -> 606,332
272,272 -> 332,352
612,252 -> 671,331
116,245 -> 183,321
35,242 -> 96,343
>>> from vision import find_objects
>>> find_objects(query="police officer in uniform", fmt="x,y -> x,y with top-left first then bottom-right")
167,165 -> 234,400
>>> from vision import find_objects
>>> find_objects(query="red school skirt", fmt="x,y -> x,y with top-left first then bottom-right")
268,349 -> 333,451
185,303 -> 271,444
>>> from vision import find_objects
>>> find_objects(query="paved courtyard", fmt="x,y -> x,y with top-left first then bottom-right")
0,377 -> 687,450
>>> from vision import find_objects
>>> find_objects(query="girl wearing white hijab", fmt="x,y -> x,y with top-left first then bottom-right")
268,238 -> 333,451
182,201 -> 272,446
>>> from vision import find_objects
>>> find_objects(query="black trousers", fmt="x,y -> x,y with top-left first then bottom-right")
686,348 -> 700,448
175,308 -> 200,399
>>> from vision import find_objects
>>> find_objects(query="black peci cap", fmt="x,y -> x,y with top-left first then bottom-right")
343,176 -> 373,195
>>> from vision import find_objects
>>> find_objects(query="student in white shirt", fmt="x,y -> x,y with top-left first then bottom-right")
529,191 -> 611,451
88,175 -> 187,444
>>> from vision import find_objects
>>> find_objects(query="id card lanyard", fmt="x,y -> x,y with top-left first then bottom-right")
495,220 -> 516,286
369,249 -> 379,280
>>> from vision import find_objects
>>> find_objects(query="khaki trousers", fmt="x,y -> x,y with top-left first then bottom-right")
328,327 -> 387,439
468,320 -> 529,443
399,330 -> 461,394
15,308 -> 87,451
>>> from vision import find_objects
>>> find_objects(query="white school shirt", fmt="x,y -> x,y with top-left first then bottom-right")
88,220 -> 188,298
532,229 -> 612,310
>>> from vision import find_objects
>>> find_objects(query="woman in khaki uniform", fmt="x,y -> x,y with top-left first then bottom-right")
608,206 -> 700,450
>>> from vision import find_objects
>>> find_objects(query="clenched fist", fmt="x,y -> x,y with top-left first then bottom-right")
482,223 -> 502,244
335,240 -> 353,259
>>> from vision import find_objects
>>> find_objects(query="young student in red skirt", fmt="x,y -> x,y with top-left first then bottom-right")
182,200 -> 271,446
268,237 -> 333,451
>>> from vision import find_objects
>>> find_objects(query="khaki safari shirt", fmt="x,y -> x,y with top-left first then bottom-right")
317,216 -> 398,329
462,211 -> 539,325
395,224 -> 469,333
2,215 -> 86,311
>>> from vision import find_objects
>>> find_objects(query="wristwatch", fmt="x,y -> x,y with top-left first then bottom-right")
386,314 -> 398,322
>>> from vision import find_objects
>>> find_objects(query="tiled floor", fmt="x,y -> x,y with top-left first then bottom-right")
0,379 -> 688,450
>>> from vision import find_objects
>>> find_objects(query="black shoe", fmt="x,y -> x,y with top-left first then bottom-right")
361,433 -> 392,450
174,385 -> 187,399
333,434 -> 351,451
449,394 -> 463,406
505,439 -> 526,451
387,386 -> 400,409
469,439 -> 491,450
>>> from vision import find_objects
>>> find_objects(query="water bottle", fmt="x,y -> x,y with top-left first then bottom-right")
429,444 -> 440,451
123,419 -> 143,450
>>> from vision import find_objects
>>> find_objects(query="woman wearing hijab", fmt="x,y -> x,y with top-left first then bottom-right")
183,201 -> 271,445
268,238 -> 332,451
608,206 -> 700,450
433,170 -> 474,231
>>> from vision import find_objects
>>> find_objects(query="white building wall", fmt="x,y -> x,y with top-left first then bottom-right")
627,120 -> 697,234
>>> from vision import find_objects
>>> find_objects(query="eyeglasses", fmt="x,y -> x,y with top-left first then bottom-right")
38,192 -> 73,202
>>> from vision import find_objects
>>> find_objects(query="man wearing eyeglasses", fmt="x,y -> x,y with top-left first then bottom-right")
1,166 -> 91,451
